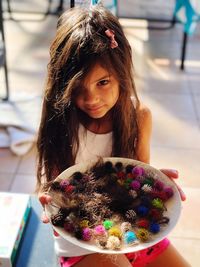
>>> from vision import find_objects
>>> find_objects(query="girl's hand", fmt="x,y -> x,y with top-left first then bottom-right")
38,193 -> 52,223
160,169 -> 186,201
38,193 -> 60,237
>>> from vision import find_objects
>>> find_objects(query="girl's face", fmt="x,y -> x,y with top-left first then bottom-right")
75,63 -> 119,119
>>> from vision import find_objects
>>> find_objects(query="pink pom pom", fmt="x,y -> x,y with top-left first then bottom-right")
94,225 -> 106,236
60,179 -> 69,189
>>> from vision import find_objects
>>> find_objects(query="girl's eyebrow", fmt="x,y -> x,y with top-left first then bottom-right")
93,75 -> 111,83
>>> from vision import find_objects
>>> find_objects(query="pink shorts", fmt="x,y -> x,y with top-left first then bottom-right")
60,238 -> 170,267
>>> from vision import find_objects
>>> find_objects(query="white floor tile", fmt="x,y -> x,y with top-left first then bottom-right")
10,174 -> 36,194
151,147 -> 200,187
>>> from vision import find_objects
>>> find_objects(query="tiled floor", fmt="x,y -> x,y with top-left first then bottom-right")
1,2 -> 200,266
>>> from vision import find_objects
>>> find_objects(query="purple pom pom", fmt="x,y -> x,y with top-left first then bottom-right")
154,180 -> 164,191
82,228 -> 92,241
164,187 -> 174,199
132,167 -> 145,177
131,180 -> 141,190
60,179 -> 69,189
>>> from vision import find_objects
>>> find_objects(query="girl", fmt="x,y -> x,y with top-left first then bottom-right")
36,4 -> 189,267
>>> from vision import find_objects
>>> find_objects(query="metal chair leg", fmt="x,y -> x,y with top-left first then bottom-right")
180,32 -> 188,70
2,51 -> 9,101
0,0 -> 9,100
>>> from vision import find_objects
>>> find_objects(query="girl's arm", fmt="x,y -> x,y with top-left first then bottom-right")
135,103 -> 152,164
135,104 -> 186,201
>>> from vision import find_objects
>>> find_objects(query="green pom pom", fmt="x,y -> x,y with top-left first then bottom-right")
103,220 -> 113,230
144,177 -> 154,186
152,198 -> 164,209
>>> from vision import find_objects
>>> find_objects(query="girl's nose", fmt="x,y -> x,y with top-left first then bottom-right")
84,88 -> 99,104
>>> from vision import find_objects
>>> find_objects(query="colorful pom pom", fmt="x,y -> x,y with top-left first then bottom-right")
132,166 -> 145,177
94,225 -> 106,236
64,221 -> 75,233
106,236 -> 121,250
74,228 -> 82,239
103,220 -> 113,230
117,179 -> 124,186
96,236 -> 108,249
136,228 -> 150,241
142,184 -> 152,193
125,178 -> 133,185
117,171 -> 126,179
115,162 -> 123,171
51,213 -> 65,227
104,161 -> 113,171
120,222 -> 132,232
149,222 -> 160,233
129,189 -> 138,199
149,208 -> 162,221
164,187 -> 174,199
143,177 -> 154,186
154,180 -> 164,191
73,171 -> 83,180
65,184 -> 75,194
51,181 -> 61,190
130,180 -> 141,190
137,205 -> 149,216
79,220 -> 89,228
60,179 -> 69,189
82,228 -> 92,241
136,218 -> 149,229
126,173 -> 134,179
152,198 -> 164,209
125,164 -> 134,174
124,231 -> 137,244
108,226 -> 122,238
125,209 -> 137,222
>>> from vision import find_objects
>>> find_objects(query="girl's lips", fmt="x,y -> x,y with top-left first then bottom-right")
86,105 -> 103,112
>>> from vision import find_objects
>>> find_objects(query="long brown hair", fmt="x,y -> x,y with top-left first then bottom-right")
36,4 -> 139,192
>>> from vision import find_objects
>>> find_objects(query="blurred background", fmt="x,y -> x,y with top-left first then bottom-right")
0,0 -> 200,266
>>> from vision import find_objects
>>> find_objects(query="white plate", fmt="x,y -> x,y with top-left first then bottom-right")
45,157 -> 182,254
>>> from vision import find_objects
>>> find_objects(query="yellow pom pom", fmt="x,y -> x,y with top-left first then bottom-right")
108,226 -> 122,239
136,228 -> 150,241
79,220 -> 89,228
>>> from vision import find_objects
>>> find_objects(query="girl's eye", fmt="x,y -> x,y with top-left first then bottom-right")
97,79 -> 110,86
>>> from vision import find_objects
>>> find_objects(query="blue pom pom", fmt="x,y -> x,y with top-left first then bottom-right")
137,205 -> 149,216
124,231 -> 137,244
149,222 -> 160,233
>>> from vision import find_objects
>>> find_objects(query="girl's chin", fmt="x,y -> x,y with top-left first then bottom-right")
86,110 -> 111,120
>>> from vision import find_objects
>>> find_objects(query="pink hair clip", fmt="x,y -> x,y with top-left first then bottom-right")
105,29 -> 118,49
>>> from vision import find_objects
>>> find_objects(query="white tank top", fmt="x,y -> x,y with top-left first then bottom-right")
54,124 -> 113,257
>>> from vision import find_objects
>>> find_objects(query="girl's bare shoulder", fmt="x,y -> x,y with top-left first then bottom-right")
135,102 -> 152,163
137,102 -> 152,126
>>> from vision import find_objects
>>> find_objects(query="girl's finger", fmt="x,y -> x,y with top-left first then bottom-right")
160,169 -> 179,178
176,184 -> 186,201
168,177 -> 186,201
160,169 -> 186,201
41,210 -> 50,223
39,194 -> 52,206
53,230 -> 60,237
